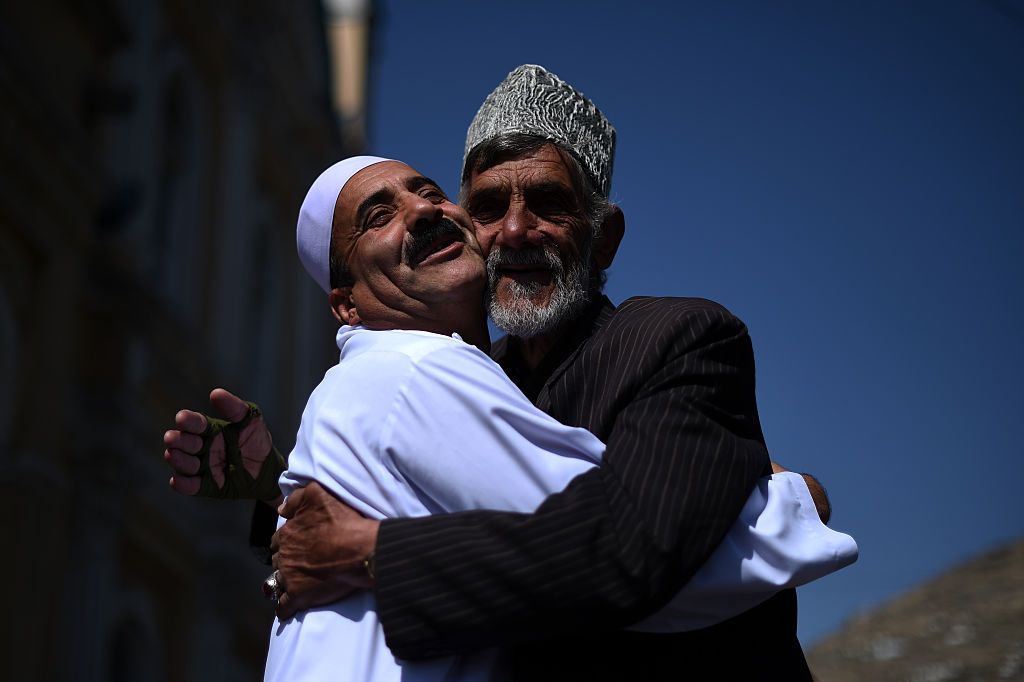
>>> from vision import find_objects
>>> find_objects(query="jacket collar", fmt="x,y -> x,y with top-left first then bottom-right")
491,295 -> 615,408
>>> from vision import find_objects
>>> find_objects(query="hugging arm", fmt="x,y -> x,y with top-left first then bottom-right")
373,306 -> 768,658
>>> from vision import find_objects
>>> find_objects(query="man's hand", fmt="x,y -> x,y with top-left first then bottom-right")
771,461 -> 831,525
163,388 -> 284,504
271,481 -> 380,620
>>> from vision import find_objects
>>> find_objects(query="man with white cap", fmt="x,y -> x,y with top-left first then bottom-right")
166,66 -> 837,678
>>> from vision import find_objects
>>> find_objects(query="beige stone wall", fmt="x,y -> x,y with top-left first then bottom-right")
808,539 -> 1024,681
0,1 -> 364,679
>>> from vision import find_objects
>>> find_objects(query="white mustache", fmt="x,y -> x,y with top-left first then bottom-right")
486,246 -> 563,277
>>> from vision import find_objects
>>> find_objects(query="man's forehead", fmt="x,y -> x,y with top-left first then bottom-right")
339,161 -> 418,206
467,145 -> 574,193
333,160 -> 444,229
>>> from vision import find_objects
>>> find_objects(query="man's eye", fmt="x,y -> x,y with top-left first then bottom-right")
470,202 -> 504,224
531,195 -> 572,216
421,188 -> 447,203
365,209 -> 391,229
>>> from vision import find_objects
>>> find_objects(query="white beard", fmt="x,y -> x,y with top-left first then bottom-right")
485,236 -> 595,338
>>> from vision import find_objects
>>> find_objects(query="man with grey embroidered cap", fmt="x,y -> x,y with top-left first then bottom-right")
245,153 -> 855,681
166,64 -> 837,678
359,65 -> 826,678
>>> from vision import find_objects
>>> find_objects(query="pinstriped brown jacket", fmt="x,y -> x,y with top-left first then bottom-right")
375,296 -> 812,679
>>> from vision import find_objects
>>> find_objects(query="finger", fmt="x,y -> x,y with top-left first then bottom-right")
174,410 -> 208,435
164,448 -> 201,475
210,388 -> 250,424
270,530 -> 281,560
278,488 -> 305,519
276,584 -> 354,620
275,569 -> 288,594
275,591 -> 297,621
163,429 -> 203,455
169,474 -> 201,496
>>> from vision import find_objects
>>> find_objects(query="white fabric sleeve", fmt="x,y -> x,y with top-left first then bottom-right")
278,353 -> 428,521
629,471 -> 859,632
379,342 -> 605,514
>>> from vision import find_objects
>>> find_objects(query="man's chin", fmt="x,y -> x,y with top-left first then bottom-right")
494,284 -> 555,313
487,289 -> 562,338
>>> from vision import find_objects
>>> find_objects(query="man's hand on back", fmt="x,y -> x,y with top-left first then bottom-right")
771,461 -> 831,525
164,388 -> 284,505
272,481 -> 380,620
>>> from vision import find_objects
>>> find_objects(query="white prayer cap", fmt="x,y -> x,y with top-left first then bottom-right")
296,155 -> 392,292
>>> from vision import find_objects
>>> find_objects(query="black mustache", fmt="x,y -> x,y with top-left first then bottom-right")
404,217 -> 465,267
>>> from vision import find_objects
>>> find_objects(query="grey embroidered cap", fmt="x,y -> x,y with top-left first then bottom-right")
463,64 -> 616,197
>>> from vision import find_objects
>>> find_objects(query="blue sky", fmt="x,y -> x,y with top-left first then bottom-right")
364,0 -> 1024,644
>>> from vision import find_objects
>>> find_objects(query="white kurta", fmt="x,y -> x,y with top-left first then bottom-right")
265,327 -> 857,681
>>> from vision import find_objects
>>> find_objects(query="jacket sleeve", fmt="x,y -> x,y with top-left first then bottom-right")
374,304 -> 770,659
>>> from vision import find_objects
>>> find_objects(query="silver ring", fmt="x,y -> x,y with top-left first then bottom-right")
262,570 -> 282,603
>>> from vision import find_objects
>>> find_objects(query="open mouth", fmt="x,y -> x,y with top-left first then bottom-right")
487,246 -> 561,288
497,263 -> 553,285
415,233 -> 464,267
407,218 -> 466,268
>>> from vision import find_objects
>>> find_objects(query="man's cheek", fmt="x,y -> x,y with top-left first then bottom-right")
472,225 -> 498,256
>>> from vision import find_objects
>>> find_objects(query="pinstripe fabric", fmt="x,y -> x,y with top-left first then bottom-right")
375,297 -> 811,677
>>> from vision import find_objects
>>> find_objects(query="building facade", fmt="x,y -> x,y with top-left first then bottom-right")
0,0 -> 371,678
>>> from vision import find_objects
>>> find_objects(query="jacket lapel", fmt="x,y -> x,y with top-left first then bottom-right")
536,297 -> 616,413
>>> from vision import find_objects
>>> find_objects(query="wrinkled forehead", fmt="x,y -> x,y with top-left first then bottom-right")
465,144 -> 578,196
334,160 -> 419,227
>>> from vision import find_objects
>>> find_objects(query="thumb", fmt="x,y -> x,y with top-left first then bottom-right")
210,387 -> 250,424
278,488 -> 305,519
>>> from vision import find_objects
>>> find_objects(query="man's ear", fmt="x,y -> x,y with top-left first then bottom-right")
328,287 -> 360,325
594,205 -> 625,270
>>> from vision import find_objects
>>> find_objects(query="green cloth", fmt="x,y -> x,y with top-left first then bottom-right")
195,402 -> 286,501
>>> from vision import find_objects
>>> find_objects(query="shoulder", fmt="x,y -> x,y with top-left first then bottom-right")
555,297 -> 757,404
339,328 -> 504,395
339,327 -> 468,362
597,296 -> 749,351
313,329 -> 475,415
613,296 -> 744,328
412,337 -> 513,391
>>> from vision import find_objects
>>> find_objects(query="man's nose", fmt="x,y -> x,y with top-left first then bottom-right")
494,201 -> 539,249
405,194 -> 443,232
